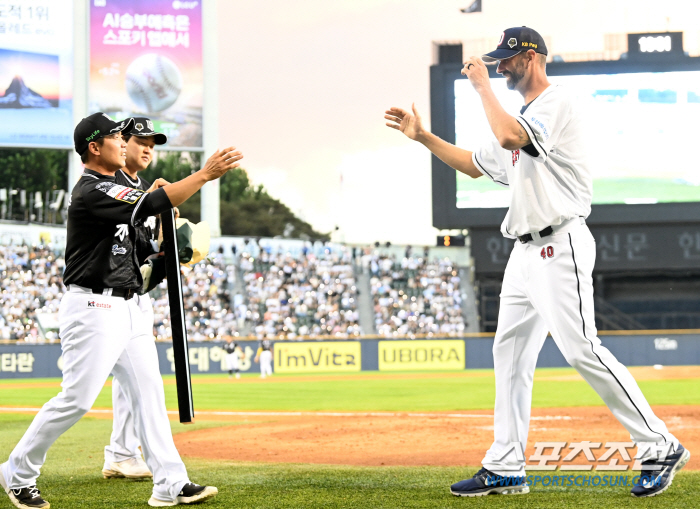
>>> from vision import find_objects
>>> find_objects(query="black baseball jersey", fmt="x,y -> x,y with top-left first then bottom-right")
223,342 -> 240,355
115,169 -> 159,266
259,340 -> 272,351
63,169 -> 172,290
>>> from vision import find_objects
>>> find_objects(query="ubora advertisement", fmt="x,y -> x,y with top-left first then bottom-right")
89,0 -> 203,149
378,340 -> 465,371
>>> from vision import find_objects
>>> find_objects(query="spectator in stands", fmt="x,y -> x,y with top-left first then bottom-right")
371,252 -> 466,336
0,240 -> 463,342
0,244 -> 64,341
239,247 -> 362,338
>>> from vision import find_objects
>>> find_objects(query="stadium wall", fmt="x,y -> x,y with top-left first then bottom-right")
1,334 -> 698,379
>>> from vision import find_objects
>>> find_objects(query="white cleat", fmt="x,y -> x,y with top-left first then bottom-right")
103,457 -> 152,479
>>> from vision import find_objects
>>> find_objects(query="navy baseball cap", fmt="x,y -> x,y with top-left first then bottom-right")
128,117 -> 168,145
74,113 -> 135,155
482,26 -> 548,63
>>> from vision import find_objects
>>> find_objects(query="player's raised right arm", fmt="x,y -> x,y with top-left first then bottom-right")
159,147 -> 244,207
385,104 -> 481,179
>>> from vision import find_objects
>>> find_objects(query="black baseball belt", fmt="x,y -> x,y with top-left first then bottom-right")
517,225 -> 554,244
91,287 -> 137,300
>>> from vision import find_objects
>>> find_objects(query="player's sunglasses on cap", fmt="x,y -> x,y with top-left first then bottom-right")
128,117 -> 168,145
482,26 -> 548,63
74,112 -> 135,155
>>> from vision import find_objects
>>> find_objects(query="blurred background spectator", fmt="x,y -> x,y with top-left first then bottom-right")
0,240 -> 469,342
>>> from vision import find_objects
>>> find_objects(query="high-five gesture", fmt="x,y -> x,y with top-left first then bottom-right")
384,102 -> 480,178
200,147 -> 244,182
384,103 -> 426,142
160,146 -> 244,206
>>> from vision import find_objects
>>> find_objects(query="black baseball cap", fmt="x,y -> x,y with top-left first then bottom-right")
74,113 -> 135,155
128,117 -> 168,145
482,26 -> 548,63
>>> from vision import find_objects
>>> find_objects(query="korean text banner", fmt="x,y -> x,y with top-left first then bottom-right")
0,0 -> 73,148
90,0 -> 203,149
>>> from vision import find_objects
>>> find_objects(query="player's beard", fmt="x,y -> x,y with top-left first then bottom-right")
504,68 -> 524,90
503,59 -> 526,90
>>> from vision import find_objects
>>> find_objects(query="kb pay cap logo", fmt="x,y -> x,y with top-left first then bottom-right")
508,38 -> 517,48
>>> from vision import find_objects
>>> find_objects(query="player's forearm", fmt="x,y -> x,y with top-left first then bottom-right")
478,88 -> 529,150
162,172 -> 209,207
416,131 -> 481,179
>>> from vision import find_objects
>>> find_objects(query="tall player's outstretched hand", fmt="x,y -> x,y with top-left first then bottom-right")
385,104 -> 425,141
201,147 -> 244,181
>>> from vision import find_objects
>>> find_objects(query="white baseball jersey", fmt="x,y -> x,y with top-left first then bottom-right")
467,85 -> 678,477
472,85 -> 593,238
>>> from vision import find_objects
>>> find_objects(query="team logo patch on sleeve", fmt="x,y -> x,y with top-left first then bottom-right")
104,184 -> 127,197
95,182 -> 115,193
98,184 -> 145,204
530,116 -> 550,142
114,187 -> 144,203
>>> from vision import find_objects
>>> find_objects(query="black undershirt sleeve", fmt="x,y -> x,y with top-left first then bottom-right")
521,143 -> 539,157
135,187 -> 172,219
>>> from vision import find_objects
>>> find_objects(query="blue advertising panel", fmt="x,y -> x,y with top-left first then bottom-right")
0,0 -> 74,148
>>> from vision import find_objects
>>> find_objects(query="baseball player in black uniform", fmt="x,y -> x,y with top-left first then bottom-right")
0,112 -> 243,508
223,337 -> 245,379
102,118 -> 168,480
386,27 -> 688,498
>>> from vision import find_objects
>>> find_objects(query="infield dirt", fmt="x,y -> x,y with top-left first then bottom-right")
174,405 -> 700,470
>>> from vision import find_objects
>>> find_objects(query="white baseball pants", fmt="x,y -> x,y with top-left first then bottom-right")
260,350 -> 273,377
225,353 -> 240,371
482,221 -> 678,476
104,377 -> 141,463
104,296 -> 154,464
1,288 -> 189,502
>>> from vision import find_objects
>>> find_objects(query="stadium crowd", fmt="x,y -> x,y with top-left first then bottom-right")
150,255 -> 238,341
239,245 -> 362,338
0,241 -> 467,342
0,245 -> 64,341
368,252 -> 466,336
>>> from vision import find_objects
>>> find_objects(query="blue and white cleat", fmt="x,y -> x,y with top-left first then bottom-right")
631,444 -> 690,498
450,467 -> 529,497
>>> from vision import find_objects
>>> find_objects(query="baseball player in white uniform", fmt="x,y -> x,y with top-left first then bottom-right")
254,339 -> 273,378
102,118 -> 169,481
385,26 -> 689,498
0,112 -> 243,509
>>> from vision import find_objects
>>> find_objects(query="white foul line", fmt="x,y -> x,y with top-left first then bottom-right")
0,407 -> 572,420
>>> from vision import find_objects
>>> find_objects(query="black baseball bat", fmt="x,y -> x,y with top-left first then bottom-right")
161,209 -> 195,423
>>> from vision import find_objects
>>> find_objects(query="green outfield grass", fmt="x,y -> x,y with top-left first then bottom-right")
2,368 -> 700,411
1,369 -> 699,508
0,413 -> 698,509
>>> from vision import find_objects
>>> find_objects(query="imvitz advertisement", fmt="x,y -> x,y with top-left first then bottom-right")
378,340 -> 465,371
275,342 -> 361,374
